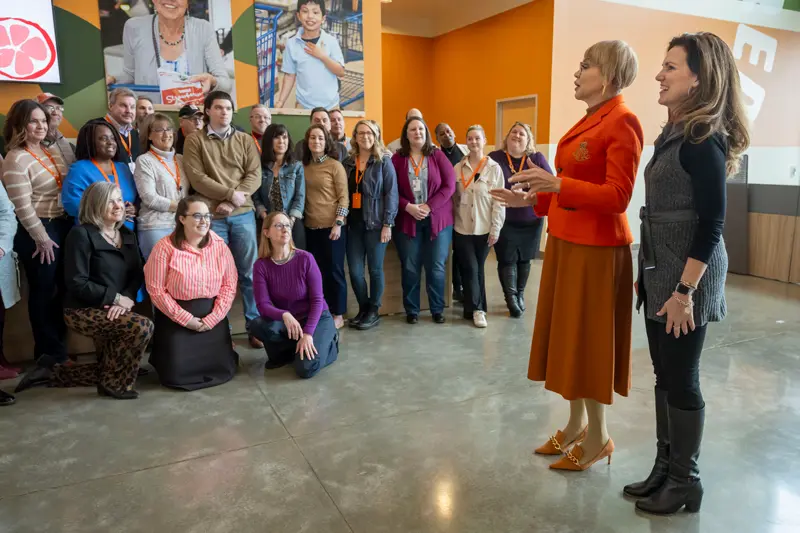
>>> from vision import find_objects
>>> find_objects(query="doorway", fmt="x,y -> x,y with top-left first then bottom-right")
495,95 -> 538,148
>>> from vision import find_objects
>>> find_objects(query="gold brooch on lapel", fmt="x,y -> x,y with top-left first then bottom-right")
573,141 -> 590,162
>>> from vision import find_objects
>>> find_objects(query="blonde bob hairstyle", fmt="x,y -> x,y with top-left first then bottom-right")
584,40 -> 638,93
666,32 -> 750,175
500,122 -> 537,156
348,119 -> 386,160
258,211 -> 296,259
78,181 -> 124,230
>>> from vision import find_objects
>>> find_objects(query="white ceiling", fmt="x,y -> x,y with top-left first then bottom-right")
381,0 -> 532,38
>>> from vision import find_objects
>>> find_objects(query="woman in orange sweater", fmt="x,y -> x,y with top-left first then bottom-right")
492,40 -> 643,471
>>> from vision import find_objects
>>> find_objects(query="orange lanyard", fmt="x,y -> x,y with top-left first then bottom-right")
91,159 -> 120,187
355,157 -> 367,191
410,155 -> 424,178
252,133 -> 262,155
149,150 -> 181,191
460,157 -> 487,190
24,147 -> 63,188
105,115 -> 132,158
506,151 -> 526,174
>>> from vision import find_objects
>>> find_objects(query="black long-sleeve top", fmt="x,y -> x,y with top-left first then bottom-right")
64,224 -> 144,309
679,133 -> 727,264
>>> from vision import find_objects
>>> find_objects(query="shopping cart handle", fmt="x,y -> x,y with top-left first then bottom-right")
108,84 -> 160,92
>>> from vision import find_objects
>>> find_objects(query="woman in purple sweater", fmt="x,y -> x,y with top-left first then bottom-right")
488,122 -> 554,318
391,117 -> 456,324
248,212 -> 339,378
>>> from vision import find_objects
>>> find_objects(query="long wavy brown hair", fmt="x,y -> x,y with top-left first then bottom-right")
667,32 -> 750,175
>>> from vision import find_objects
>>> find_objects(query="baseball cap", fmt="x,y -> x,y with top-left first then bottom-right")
36,92 -> 64,105
179,104 -> 203,118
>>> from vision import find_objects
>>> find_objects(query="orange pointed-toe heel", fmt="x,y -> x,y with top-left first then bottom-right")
549,438 -> 615,471
534,427 -> 588,455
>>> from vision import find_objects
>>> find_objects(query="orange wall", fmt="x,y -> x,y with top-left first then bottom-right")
381,33 -> 436,142
381,0 -> 554,146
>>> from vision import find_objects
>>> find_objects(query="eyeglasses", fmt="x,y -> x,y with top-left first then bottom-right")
153,127 -> 174,134
272,223 -> 292,230
44,105 -> 64,113
356,131 -> 374,137
187,213 -> 212,222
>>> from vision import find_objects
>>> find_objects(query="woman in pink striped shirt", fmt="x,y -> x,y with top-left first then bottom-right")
144,196 -> 239,390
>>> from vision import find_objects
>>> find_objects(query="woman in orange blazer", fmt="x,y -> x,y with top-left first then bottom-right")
492,40 -> 643,471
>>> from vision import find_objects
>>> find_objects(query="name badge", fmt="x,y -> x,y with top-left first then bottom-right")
57,193 -> 62,207
412,179 -> 422,193
351,192 -> 362,209
128,162 -> 137,174
460,192 -> 469,206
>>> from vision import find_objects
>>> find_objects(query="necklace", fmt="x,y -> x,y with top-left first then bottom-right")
271,250 -> 294,265
160,25 -> 186,46
101,228 -> 119,245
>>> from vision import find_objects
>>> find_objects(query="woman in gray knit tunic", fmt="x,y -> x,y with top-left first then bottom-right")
626,33 -> 750,515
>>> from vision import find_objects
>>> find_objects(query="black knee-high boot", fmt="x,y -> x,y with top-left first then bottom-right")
499,264 -> 521,318
636,406 -> 704,515
624,388 -> 670,497
516,261 -> 531,313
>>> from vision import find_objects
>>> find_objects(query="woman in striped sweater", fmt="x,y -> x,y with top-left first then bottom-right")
144,196 -> 238,390
1,99 -> 72,366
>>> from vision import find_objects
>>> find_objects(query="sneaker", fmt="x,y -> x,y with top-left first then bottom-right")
473,311 -> 488,328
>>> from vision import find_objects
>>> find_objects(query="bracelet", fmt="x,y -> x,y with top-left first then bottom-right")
680,280 -> 698,290
672,294 -> 693,308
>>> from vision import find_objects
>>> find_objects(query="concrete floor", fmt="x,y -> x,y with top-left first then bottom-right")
1,260 -> 799,533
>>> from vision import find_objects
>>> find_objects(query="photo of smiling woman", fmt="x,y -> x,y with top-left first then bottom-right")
627,32 -> 750,516
102,0 -> 234,106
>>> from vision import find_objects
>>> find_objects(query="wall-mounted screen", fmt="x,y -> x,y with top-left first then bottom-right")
0,0 -> 61,83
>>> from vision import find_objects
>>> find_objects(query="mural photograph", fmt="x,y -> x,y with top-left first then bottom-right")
0,0 -> 61,83
255,0 -> 364,113
99,0 -> 236,108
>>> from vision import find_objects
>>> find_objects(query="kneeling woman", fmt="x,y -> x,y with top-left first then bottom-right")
15,182 -> 153,399
249,212 -> 339,379
144,196 -> 238,390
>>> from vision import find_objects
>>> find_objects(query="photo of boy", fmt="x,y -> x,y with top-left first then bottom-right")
274,0 -> 346,109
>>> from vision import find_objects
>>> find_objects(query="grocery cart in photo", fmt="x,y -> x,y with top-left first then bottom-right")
330,0 -> 362,15
339,69 -> 364,108
325,11 -> 363,63
254,3 -> 282,107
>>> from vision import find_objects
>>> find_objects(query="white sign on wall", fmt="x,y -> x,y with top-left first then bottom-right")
0,0 -> 61,83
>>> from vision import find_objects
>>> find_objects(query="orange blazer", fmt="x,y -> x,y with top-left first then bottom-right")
535,95 -> 643,247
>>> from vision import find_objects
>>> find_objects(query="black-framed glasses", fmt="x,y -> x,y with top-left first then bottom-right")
187,213 -> 212,222
272,223 -> 292,230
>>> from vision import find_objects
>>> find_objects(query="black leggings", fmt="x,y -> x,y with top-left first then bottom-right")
645,318 -> 707,411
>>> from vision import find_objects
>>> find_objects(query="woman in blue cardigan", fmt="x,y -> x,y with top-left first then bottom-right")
63,119 -> 138,231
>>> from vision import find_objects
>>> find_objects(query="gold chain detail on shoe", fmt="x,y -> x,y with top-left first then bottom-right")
565,447 -> 581,467
549,435 -> 563,452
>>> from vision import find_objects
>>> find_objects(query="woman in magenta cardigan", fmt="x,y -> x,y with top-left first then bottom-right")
391,117 -> 456,324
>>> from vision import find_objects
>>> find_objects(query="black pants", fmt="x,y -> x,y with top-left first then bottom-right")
14,217 -> 72,362
305,226 -> 348,316
452,258 -> 463,292
453,232 -> 490,316
645,318 -> 707,411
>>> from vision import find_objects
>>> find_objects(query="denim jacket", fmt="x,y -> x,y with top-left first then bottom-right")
254,160 -> 305,219
342,154 -> 399,231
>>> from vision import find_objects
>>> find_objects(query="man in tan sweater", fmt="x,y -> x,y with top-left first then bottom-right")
183,90 -> 264,348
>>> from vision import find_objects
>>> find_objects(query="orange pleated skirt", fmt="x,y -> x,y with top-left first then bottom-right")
528,236 -> 633,405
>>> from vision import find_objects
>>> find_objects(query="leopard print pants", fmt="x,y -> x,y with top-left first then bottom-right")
52,308 -> 154,392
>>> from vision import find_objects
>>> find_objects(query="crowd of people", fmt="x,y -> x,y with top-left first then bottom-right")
0,30 -> 748,517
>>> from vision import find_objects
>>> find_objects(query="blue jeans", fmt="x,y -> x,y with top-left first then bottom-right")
249,311 -> 339,379
211,212 -> 258,325
346,220 -> 388,310
138,227 -> 174,260
394,219 -> 453,315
